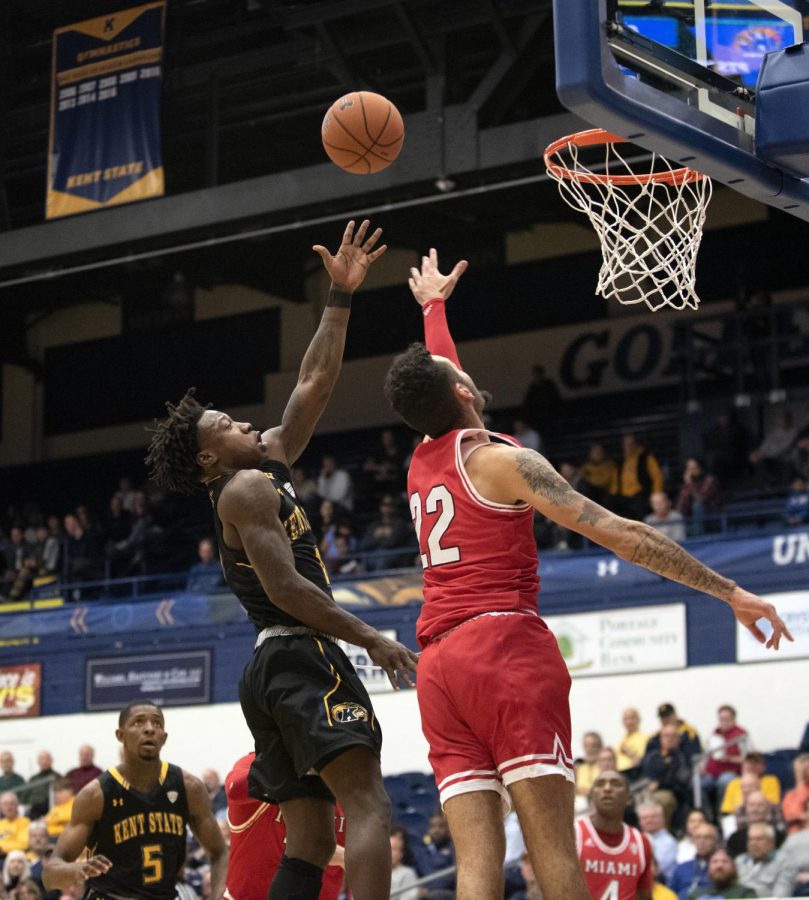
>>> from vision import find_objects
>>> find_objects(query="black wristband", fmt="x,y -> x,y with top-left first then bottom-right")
326,288 -> 352,309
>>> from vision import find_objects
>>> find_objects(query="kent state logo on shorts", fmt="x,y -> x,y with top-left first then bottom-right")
332,702 -> 369,723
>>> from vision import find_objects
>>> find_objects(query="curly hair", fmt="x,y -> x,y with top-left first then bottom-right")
384,343 -> 465,438
145,387 -> 211,495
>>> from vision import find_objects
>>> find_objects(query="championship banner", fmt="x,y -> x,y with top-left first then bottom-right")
47,2 -> 166,219
0,663 -> 42,718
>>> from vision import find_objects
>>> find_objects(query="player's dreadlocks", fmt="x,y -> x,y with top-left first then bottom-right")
145,388 -> 211,495
384,342 -> 465,438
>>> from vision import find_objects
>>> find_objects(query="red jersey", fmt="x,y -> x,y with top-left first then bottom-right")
224,754 -> 344,900
407,428 -> 540,646
575,816 -> 653,900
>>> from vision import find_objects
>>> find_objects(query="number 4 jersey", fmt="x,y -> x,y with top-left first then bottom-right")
575,816 -> 653,900
86,762 -> 189,899
407,429 -> 540,647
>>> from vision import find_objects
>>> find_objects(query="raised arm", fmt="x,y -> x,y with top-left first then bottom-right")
219,470 -> 418,687
184,772 -> 228,900
44,781 -> 111,889
466,444 -> 794,650
408,248 -> 468,367
263,219 -> 387,464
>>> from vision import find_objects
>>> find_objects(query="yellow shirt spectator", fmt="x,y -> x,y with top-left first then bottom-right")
615,730 -> 647,771
653,882 -> 678,900
0,812 -> 31,854
619,440 -> 664,498
46,797 -> 74,837
721,773 -> 781,815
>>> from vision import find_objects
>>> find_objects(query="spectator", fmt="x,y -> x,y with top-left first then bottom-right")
727,790 -> 786,857
579,443 -> 618,507
65,745 -> 102,795
0,753 -> 25,794
675,457 -> 723,533
185,539 -> 224,594
678,810 -> 709,864
13,876 -> 43,899
390,826 -> 419,900
362,428 -> 406,499
106,493 -> 160,577
642,723 -> 693,828
783,754 -> 809,834
413,812 -> 455,895
112,476 -> 138,514
26,821 -> 51,890
772,812 -> 809,897
0,792 -> 30,856
703,705 -> 750,812
290,465 -> 319,512
103,495 -> 132,548
670,823 -> 719,900
18,752 -> 60,820
721,752 -> 782,819
328,532 -> 362,577
44,779 -> 74,838
2,850 -> 31,893
522,364 -> 562,433
37,525 -> 61,578
647,704 -> 702,762
639,802 -> 678,884
703,410 -> 753,487
314,498 -> 340,548
785,476 -> 809,526
749,409 -> 798,486
510,852 -> 543,900
686,848 -> 755,899
735,822 -> 779,898
201,770 -> 227,816
654,857 -> 679,900
617,433 -> 665,520
317,454 -> 353,511
359,495 -> 413,571
62,514 -> 100,586
615,707 -> 648,775
597,747 -> 618,774
645,492 -> 687,542
575,732 -> 604,801
512,419 -> 542,453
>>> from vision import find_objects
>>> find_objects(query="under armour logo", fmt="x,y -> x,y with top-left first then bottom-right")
104,17 -> 115,31
112,798 -> 124,807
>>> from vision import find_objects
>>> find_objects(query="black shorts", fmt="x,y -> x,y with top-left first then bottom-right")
239,633 -> 383,804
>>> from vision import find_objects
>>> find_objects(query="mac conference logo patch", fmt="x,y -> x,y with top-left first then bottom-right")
167,790 -> 179,804
332,702 -> 369,723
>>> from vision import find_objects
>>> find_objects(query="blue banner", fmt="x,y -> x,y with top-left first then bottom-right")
47,2 -> 165,219
86,650 -> 211,711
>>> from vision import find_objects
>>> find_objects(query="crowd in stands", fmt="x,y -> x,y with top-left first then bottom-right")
1,706 -> 807,898
3,364 -> 809,604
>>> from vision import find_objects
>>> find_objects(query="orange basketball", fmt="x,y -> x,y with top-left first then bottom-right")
321,91 -> 404,174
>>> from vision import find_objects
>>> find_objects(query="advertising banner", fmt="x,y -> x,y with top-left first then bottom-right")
0,663 -> 42,718
47,2 -> 166,219
86,650 -> 210,711
545,604 -> 687,678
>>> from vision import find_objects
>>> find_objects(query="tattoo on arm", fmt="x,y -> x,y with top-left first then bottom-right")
577,499 -> 610,526
516,450 -> 575,505
629,524 -> 735,599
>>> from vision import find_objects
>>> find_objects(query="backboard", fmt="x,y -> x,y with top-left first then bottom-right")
553,0 -> 809,219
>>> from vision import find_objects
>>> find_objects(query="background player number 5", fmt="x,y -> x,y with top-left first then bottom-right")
410,485 -> 460,568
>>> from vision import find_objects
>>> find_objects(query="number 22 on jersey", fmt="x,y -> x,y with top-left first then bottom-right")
410,485 -> 461,568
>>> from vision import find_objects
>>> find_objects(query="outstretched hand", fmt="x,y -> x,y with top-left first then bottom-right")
312,219 -> 387,293
366,635 -> 419,691
408,247 -> 468,306
729,586 -> 794,650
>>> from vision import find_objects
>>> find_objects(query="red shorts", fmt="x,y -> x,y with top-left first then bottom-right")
417,611 -> 573,811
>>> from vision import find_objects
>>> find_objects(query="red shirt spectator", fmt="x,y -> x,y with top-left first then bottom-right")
704,706 -> 749,780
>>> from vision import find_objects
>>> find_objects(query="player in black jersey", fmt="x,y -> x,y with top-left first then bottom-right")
146,220 -> 418,900
44,701 -> 227,899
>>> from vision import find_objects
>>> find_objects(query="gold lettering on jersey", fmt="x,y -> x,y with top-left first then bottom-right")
112,811 -> 184,844
282,503 -> 313,543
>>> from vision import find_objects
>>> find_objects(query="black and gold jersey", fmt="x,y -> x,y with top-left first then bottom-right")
207,459 -> 332,631
85,762 -> 189,899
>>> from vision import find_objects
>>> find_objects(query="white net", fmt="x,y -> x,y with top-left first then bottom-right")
545,131 -> 713,311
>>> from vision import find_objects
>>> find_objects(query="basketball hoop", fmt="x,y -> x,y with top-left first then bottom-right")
544,129 -> 712,311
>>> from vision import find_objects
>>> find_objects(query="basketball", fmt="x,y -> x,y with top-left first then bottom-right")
321,91 -> 404,174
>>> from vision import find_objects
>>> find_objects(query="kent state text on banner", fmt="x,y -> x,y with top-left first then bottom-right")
47,2 -> 166,219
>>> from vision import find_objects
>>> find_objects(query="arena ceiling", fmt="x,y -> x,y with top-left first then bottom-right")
0,0 -> 585,360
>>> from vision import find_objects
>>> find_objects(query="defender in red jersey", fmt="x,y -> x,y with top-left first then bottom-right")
383,248 -> 792,900
224,753 -> 344,900
576,770 -> 653,900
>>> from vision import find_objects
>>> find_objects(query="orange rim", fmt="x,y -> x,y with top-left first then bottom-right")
544,128 -> 705,186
